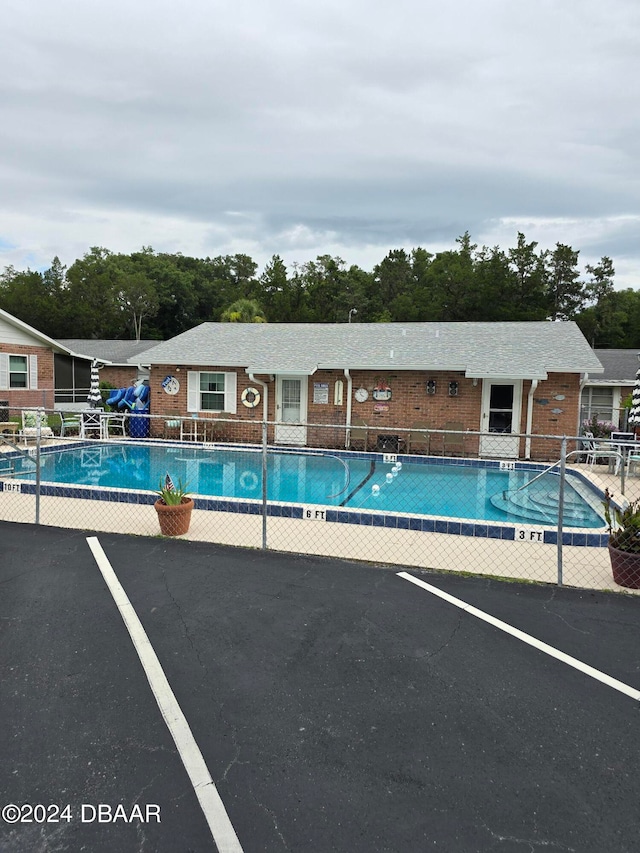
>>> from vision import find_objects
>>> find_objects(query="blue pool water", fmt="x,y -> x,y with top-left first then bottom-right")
12,443 -> 604,527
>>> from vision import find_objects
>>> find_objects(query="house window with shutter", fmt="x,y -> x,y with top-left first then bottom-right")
9,356 -> 28,388
200,372 -> 225,410
187,370 -> 237,414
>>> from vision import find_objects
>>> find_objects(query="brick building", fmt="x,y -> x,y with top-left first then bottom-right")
0,308 -> 92,411
143,321 -> 603,460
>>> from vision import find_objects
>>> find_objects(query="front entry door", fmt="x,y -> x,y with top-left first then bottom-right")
480,381 -> 522,458
275,376 -> 308,445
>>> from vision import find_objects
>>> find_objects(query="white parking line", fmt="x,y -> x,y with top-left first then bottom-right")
87,536 -> 243,853
397,571 -> 640,702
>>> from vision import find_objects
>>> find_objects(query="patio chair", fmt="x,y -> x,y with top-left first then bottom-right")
207,412 -> 234,442
610,432 -> 636,474
80,409 -> 105,440
59,411 -> 81,437
442,421 -> 465,456
103,411 -> 128,438
350,417 -> 369,452
582,431 -> 613,470
408,422 -> 430,454
163,413 -> 182,439
20,409 -> 54,444
627,448 -> 640,476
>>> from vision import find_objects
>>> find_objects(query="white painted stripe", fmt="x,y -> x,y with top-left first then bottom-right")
87,537 -> 243,853
397,571 -> 640,702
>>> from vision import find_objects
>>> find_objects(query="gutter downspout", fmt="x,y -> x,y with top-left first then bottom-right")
578,372 -> 588,434
248,373 -> 269,424
344,368 -> 352,449
525,379 -> 538,459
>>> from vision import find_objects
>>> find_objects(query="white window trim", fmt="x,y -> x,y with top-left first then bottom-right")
187,370 -> 237,414
0,353 -> 37,390
581,385 -> 617,424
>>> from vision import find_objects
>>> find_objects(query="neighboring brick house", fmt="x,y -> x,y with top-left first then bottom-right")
581,349 -> 640,428
143,321 -> 603,460
56,340 -> 159,390
0,308 -> 93,411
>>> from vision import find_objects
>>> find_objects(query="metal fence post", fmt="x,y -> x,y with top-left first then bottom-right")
261,420 -> 268,550
35,411 -> 41,525
557,435 -> 566,586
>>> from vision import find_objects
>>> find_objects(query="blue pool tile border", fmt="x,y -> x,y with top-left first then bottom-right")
0,478 -> 609,547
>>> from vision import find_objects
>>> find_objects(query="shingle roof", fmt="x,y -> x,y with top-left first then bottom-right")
142,321 -> 602,379
57,339 -> 161,364
590,349 -> 640,384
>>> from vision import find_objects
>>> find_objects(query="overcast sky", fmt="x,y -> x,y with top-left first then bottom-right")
1,0 -> 639,287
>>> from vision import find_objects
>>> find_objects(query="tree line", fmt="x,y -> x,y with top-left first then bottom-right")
0,233 -> 637,347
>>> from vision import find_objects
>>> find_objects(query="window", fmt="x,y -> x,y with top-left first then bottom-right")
54,354 -> 92,403
200,372 -> 225,411
9,356 -> 28,388
0,353 -> 38,390
187,370 -> 237,414
581,387 -> 615,422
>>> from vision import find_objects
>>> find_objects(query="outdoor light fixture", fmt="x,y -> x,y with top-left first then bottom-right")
426,379 -> 437,395
448,381 -> 459,397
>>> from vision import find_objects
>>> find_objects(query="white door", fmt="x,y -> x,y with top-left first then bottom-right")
480,381 -> 522,458
275,376 -> 308,445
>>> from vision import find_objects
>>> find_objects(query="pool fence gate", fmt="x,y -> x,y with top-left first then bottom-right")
0,407 -> 637,595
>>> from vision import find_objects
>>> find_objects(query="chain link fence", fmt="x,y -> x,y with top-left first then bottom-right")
1,406 -> 639,594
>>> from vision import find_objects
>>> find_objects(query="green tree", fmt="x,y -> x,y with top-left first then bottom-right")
116,271 -> 160,341
371,249 -> 415,320
410,247 -> 436,319
220,298 -> 267,323
422,233 -> 478,321
614,290 -> 640,348
507,233 -> 548,320
62,247 -> 122,337
259,255 -> 293,321
545,243 -> 585,320
472,245 -> 518,320
576,257 -> 622,346
0,267 -> 49,333
296,255 -> 353,322
134,250 -> 198,338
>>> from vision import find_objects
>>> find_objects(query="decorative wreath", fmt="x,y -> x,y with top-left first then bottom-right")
241,387 -> 261,408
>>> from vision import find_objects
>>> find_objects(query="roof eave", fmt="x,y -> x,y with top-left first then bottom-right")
0,309 -> 83,358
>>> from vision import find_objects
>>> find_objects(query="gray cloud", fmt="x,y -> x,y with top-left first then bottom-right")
0,0 -> 639,284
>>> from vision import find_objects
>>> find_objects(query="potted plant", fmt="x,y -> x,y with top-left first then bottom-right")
154,473 -> 194,536
603,488 -> 640,588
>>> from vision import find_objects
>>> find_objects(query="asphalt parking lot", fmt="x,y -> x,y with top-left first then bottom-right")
1,521 -> 640,853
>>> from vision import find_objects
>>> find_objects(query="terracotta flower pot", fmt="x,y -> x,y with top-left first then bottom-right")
154,497 -> 194,536
608,542 -> 640,589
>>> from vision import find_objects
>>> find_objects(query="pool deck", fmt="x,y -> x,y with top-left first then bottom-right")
0,439 -> 637,594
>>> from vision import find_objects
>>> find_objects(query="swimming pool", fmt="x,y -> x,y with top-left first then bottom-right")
9,442 -> 604,528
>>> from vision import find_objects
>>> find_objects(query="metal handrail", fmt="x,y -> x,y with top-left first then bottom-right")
501,448 -> 624,500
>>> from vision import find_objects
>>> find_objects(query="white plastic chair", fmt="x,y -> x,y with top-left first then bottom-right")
21,409 -> 54,444
582,431 -> 612,470
80,409 -> 105,440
